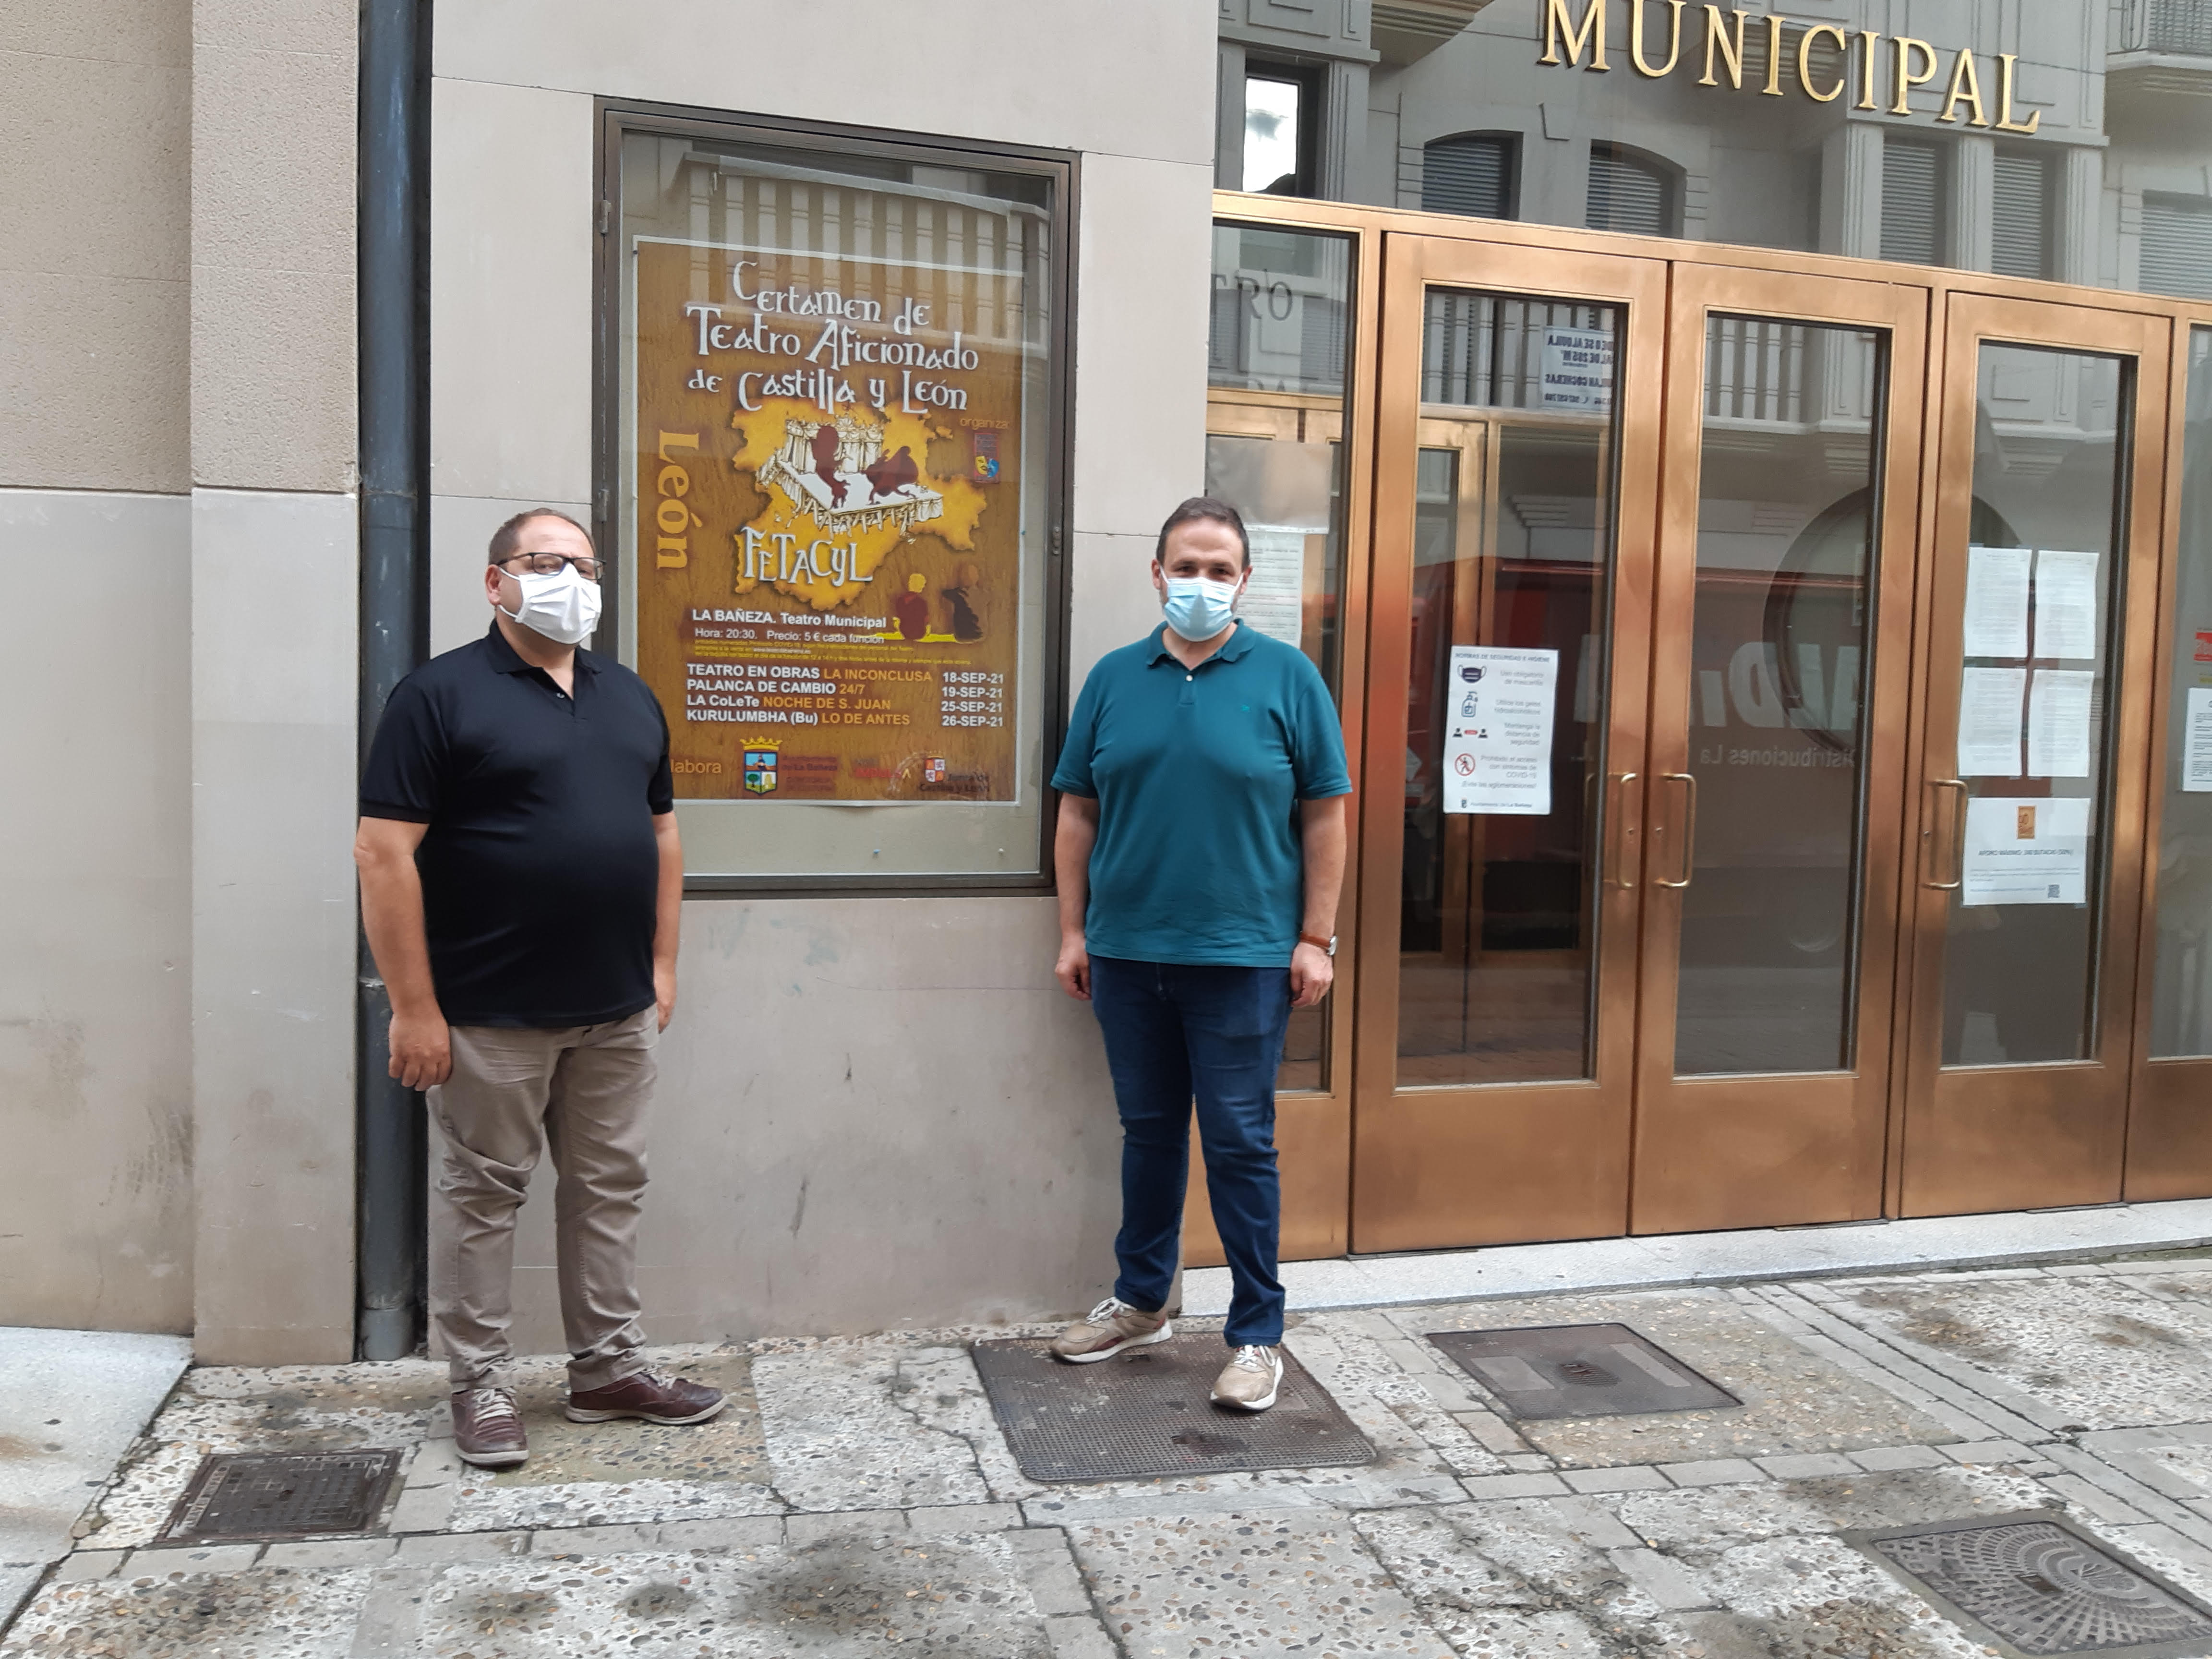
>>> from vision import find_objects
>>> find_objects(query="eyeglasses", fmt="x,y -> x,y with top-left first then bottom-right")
499,553 -> 604,582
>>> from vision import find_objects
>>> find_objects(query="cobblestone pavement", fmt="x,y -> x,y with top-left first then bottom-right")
14,1256 -> 2212,1655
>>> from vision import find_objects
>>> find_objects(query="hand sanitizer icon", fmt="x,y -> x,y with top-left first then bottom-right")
1460,689 -> 1479,718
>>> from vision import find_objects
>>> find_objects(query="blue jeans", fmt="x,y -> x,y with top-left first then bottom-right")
1088,956 -> 1293,1348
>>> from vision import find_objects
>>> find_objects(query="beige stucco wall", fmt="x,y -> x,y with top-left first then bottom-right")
430,0 -> 1217,1342
0,492 -> 194,1332
189,0 -> 360,1363
0,4 -> 196,1333
0,1 -> 191,493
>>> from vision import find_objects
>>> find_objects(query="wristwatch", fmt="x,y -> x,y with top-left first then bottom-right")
1298,931 -> 1338,957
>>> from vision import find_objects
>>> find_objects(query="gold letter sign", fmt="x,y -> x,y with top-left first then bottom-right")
1541,4 -> 2044,135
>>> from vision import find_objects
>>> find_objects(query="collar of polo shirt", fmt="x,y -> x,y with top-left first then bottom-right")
1145,618 -> 1256,667
482,619 -> 603,677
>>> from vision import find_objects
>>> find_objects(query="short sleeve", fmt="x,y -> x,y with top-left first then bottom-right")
1287,655 -> 1353,800
1050,663 -> 1104,797
646,693 -> 675,815
359,674 -> 446,823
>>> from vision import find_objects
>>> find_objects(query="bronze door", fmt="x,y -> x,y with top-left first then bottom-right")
2128,317 -> 2212,1199
1350,232 -> 1666,1252
1896,294 -> 2171,1215
1628,266 -> 1928,1233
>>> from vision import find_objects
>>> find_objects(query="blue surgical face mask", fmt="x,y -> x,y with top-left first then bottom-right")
1160,573 -> 1240,642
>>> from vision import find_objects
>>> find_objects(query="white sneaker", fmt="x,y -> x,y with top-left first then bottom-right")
1211,1344 -> 1283,1411
1049,1297 -> 1173,1363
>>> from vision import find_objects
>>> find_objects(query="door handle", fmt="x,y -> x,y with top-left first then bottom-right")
1925,779 -> 1967,890
1607,772 -> 1639,889
1652,772 -> 1697,890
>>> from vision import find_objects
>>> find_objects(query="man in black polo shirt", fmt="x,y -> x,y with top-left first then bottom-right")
355,508 -> 722,1468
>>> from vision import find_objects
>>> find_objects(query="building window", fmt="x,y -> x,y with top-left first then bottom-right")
1992,150 -> 2055,280
1244,68 -> 1317,196
2146,0 -> 2212,54
1422,133 -> 1517,220
1880,138 -> 1946,267
606,117 -> 1069,889
1586,143 -> 1679,238
2143,195 -> 2212,300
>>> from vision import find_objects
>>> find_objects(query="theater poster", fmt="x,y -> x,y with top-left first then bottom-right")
632,237 -> 1022,804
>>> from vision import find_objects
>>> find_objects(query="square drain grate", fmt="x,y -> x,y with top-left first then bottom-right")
158,1450 -> 402,1545
971,1334 -> 1375,1483
1426,1322 -> 1740,1420
1855,1513 -> 2212,1658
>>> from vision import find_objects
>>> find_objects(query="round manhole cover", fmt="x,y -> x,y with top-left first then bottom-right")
1876,1520 -> 2212,1654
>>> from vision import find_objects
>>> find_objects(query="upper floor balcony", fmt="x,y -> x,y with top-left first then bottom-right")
2111,0 -> 2212,96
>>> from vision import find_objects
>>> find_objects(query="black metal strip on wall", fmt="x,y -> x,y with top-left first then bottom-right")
356,0 -> 431,1361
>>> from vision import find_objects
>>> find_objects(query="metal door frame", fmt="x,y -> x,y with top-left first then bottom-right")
1629,264 -> 1929,1234
1199,189 -> 2212,1258
1893,294 -> 2171,1216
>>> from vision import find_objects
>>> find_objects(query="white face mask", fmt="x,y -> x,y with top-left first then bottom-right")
499,563 -> 602,646
1160,574 -> 1241,642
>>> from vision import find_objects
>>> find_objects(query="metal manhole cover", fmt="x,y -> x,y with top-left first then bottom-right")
1426,1322 -> 1740,1419
158,1450 -> 402,1545
1855,1513 -> 2212,1658
971,1334 -> 1375,1483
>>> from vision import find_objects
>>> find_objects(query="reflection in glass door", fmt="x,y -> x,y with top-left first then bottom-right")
1901,298 -> 2168,1217
1940,346 -> 2124,1066
1630,270 -> 1924,1234
1187,216 -> 1370,1265
1397,294 -> 1617,1089
1672,319 -> 1881,1076
2129,324 -> 2212,1197
1352,237 -> 1665,1254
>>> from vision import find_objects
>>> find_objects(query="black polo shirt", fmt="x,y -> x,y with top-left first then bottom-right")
360,623 -> 675,1028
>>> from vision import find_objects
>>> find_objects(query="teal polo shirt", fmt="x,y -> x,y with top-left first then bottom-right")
1052,621 -> 1351,967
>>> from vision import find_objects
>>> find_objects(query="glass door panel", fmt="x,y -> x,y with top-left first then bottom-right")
1630,268 -> 1924,1235
1900,296 -> 2169,1217
1673,318 -> 1881,1076
2128,323 -> 2212,1199
1397,296 -> 1617,1088
1204,220 -> 1354,1095
2148,328 -> 2212,1061
1939,346 -> 2125,1066
1184,214 -> 1376,1267
1352,235 -> 1664,1254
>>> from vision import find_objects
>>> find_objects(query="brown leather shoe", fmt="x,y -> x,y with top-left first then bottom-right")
451,1386 -> 528,1468
565,1368 -> 726,1426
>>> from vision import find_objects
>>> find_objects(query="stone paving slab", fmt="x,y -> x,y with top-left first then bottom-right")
29,1256 -> 2212,1653
0,1328 -> 192,1631
1068,1506 -> 1455,1657
1815,1272 -> 2212,1429
1405,1288 -> 1962,1469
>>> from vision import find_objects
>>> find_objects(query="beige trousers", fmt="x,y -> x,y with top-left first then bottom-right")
426,1006 -> 658,1391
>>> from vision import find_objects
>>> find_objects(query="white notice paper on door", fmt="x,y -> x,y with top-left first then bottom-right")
1239,525 -> 1308,649
2027,669 -> 2095,778
2033,549 -> 2100,660
1538,327 -> 1614,411
1443,645 -> 1558,815
1961,795 -> 2091,906
1958,666 -> 2026,777
1964,545 -> 2032,659
2187,686 -> 2212,793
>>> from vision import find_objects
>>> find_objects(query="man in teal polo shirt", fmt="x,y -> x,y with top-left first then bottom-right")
1048,496 -> 1350,1411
